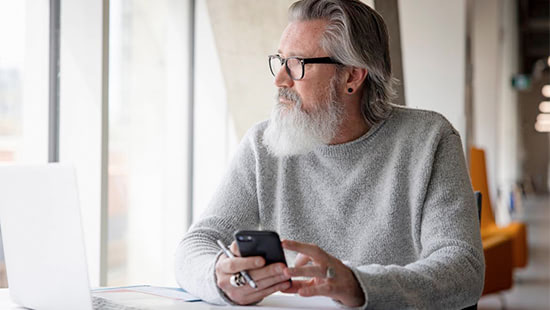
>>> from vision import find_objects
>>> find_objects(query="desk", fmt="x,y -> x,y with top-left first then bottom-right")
0,289 -> 342,309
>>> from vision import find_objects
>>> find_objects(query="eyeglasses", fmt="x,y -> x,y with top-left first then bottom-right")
268,54 -> 342,80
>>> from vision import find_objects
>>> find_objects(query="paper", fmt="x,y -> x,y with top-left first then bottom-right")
130,286 -> 201,302
92,287 -> 343,309
92,285 -> 201,302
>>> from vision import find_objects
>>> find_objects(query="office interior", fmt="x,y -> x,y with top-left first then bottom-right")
0,0 -> 548,308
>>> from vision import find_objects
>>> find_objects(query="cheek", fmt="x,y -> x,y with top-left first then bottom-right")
295,81 -> 330,112
294,88 -> 315,112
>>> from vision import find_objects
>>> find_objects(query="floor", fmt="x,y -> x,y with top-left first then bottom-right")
478,195 -> 550,310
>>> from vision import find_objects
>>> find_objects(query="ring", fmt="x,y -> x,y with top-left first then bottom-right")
230,273 -> 246,287
325,266 -> 335,279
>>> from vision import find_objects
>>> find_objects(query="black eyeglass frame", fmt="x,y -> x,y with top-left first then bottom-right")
268,54 -> 342,80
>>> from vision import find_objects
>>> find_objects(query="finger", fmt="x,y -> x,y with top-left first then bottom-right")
281,240 -> 328,262
298,282 -> 334,297
288,265 -> 325,278
252,273 -> 290,291
230,241 -> 241,257
242,280 -> 291,305
280,279 -> 314,294
294,253 -> 312,267
218,256 -> 265,274
248,262 -> 287,282
226,271 -> 290,297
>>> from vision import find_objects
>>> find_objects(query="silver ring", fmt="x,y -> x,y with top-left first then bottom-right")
230,273 -> 246,287
325,266 -> 335,279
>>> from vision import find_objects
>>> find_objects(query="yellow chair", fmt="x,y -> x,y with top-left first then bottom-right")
469,147 -> 528,268
473,192 -> 514,295
481,234 -> 514,295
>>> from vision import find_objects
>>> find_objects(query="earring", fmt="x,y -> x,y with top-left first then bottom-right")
347,88 -> 353,93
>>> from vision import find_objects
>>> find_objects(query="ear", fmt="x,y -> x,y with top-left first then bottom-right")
345,67 -> 368,94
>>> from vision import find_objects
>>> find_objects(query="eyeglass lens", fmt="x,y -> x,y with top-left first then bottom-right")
269,56 -> 303,80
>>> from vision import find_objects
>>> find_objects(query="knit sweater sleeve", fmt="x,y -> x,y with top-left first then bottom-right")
350,133 -> 485,309
175,129 -> 260,304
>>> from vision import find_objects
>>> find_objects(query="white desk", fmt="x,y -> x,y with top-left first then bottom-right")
0,288 -> 342,309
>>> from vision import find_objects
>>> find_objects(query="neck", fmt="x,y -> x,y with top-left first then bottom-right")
329,112 -> 370,145
329,94 -> 370,145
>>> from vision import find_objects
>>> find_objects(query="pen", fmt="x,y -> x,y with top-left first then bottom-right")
216,239 -> 258,289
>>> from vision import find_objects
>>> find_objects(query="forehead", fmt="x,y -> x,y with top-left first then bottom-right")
278,19 -> 328,57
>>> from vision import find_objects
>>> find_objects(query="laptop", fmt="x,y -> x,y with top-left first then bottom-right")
0,164 -> 148,310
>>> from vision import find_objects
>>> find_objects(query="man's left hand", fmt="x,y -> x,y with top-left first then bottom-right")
281,239 -> 365,307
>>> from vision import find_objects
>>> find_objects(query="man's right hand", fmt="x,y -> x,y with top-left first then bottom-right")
215,241 -> 291,305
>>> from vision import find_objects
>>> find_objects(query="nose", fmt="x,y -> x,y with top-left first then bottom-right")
274,66 -> 294,89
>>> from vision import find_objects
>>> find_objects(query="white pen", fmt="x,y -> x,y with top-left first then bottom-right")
216,239 -> 258,289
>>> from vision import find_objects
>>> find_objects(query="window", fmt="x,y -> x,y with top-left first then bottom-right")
0,0 -> 50,287
0,0 -> 291,288
107,0 -> 191,286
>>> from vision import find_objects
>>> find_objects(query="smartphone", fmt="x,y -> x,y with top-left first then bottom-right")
234,230 -> 288,266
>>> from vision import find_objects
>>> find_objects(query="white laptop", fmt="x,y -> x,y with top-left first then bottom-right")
0,164 -> 147,310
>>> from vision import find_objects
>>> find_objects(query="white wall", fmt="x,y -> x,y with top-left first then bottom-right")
398,0 -> 521,210
472,0 -> 500,201
496,0 -> 519,199
472,0 -> 519,208
399,0 -> 467,146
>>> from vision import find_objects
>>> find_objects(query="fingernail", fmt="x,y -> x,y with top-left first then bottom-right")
256,259 -> 263,267
275,265 -> 282,273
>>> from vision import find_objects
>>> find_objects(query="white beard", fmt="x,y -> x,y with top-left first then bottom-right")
262,81 -> 344,157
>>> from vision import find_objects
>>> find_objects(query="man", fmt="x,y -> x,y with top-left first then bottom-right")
176,0 -> 485,308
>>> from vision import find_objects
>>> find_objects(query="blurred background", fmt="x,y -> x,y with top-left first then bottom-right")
0,0 -> 548,308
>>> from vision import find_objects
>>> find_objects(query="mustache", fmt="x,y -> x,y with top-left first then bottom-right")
277,88 -> 301,104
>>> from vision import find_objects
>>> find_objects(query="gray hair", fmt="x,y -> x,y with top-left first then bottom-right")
288,0 -> 396,125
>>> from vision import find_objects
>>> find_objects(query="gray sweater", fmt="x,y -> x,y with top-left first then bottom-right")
175,106 -> 485,309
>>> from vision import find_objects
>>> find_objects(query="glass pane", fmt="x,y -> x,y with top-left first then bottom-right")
108,0 -> 190,286
0,0 -> 50,288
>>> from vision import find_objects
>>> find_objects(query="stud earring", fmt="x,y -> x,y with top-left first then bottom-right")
347,88 -> 353,93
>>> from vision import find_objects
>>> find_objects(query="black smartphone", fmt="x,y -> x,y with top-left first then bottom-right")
234,230 -> 288,266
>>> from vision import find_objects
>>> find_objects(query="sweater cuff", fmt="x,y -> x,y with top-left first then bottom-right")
344,264 -> 369,309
